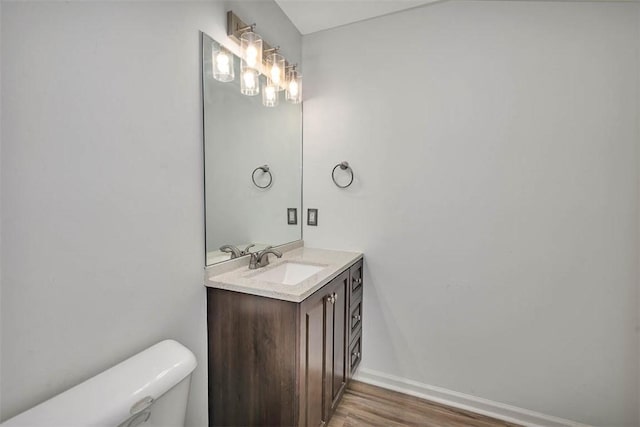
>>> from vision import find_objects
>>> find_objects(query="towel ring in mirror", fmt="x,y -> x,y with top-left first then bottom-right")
252,165 -> 272,189
332,161 -> 354,189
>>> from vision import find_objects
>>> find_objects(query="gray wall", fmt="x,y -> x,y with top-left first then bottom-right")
302,1 -> 639,425
0,1 -> 300,425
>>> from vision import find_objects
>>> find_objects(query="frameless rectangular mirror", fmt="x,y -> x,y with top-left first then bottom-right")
202,32 -> 302,266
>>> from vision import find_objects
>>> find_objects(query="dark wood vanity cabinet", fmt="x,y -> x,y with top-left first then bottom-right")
299,269 -> 349,427
207,258 -> 363,427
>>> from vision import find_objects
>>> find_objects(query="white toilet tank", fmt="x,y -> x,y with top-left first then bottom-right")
1,340 -> 197,427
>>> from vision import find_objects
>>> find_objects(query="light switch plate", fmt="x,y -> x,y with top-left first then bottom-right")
307,209 -> 318,226
287,208 -> 297,225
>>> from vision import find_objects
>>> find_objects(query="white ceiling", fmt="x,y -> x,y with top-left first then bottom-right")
274,0 -> 440,35
275,0 -> 640,35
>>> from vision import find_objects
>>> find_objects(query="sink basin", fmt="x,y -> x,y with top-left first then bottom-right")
251,261 -> 326,285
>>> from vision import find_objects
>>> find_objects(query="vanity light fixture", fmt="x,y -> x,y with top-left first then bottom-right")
227,10 -> 301,105
212,44 -> 234,82
286,65 -> 302,104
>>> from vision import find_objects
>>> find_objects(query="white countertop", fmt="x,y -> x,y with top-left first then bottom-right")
205,247 -> 363,302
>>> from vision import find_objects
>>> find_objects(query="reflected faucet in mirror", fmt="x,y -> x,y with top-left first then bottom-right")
249,246 -> 283,270
219,243 -> 255,259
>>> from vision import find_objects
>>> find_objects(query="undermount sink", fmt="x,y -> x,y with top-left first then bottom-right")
250,261 -> 326,285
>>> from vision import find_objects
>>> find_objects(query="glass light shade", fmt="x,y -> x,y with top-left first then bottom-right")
240,31 -> 263,71
286,70 -> 302,104
212,45 -> 234,82
266,53 -> 286,90
262,79 -> 279,107
240,63 -> 260,96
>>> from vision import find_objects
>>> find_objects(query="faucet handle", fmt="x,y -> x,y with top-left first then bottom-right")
256,247 -> 282,267
247,246 -> 283,270
242,244 -> 255,255
219,244 -> 241,259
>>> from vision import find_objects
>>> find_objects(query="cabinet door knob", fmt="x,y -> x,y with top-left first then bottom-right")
353,314 -> 361,322
353,277 -> 362,285
327,294 -> 336,304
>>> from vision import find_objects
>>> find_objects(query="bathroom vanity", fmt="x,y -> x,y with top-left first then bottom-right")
201,29 -> 351,426
206,247 -> 363,427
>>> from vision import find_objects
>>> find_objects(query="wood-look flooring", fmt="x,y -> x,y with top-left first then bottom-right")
327,381 -> 522,427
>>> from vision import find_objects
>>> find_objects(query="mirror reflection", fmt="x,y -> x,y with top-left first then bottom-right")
202,33 -> 302,266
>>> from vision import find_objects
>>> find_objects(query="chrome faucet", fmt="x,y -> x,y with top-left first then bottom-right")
219,243 -> 255,259
249,246 -> 282,269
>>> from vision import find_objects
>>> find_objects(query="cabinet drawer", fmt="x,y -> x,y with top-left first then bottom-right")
349,297 -> 362,340
349,332 -> 362,376
349,260 -> 363,301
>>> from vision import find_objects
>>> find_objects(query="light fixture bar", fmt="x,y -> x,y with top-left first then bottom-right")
226,11 -> 249,42
227,12 -> 274,54
227,11 -> 291,70
263,47 -> 280,55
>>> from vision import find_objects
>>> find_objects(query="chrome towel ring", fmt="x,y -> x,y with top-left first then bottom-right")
252,165 -> 272,189
332,161 -> 354,188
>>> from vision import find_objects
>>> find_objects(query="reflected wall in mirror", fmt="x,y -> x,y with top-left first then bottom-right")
202,33 -> 302,266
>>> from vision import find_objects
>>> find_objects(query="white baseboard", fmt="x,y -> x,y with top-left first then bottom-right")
353,368 -> 591,427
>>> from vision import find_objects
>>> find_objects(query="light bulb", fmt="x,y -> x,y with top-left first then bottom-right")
270,65 -> 280,83
216,52 -> 230,74
244,71 -> 256,89
285,70 -> 301,104
240,31 -> 262,71
266,53 -> 285,90
212,46 -> 234,82
288,80 -> 299,97
265,85 -> 275,100
240,66 -> 259,96
262,80 -> 279,107
246,45 -> 258,68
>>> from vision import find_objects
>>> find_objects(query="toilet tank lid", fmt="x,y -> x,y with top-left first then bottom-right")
1,339 -> 197,427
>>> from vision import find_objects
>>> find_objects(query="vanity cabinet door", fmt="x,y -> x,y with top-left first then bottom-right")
324,270 -> 349,417
299,288 -> 329,427
299,270 -> 349,427
208,288 -> 298,427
